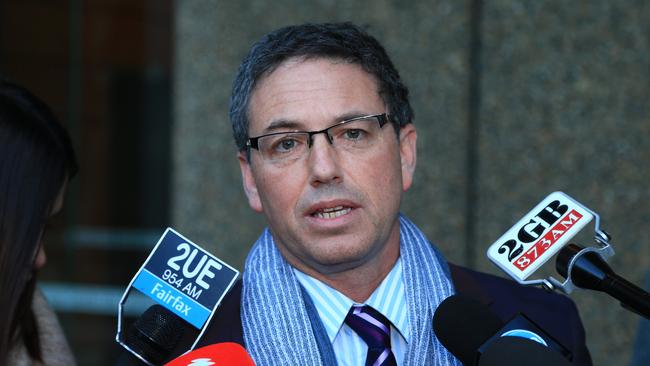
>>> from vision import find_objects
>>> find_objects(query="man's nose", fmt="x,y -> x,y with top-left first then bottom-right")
307,133 -> 342,186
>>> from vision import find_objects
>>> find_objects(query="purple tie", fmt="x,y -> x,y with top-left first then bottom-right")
344,305 -> 398,366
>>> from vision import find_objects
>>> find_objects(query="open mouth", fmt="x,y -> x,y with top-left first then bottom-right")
312,205 -> 352,219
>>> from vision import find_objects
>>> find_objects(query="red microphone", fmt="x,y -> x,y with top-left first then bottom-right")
164,343 -> 255,366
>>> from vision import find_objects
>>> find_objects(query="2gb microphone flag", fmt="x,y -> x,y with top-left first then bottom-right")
126,228 -> 239,329
487,192 -> 594,283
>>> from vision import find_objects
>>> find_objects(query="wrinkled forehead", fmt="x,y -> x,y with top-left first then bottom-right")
247,57 -> 384,133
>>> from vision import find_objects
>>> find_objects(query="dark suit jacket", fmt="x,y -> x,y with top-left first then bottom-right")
179,263 -> 592,365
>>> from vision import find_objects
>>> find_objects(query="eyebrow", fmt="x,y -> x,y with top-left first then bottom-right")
261,111 -> 377,134
262,119 -> 303,134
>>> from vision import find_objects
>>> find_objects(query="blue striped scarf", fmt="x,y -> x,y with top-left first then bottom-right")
241,214 -> 462,365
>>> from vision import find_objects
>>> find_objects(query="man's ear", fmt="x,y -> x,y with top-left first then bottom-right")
398,124 -> 417,192
238,151 -> 263,212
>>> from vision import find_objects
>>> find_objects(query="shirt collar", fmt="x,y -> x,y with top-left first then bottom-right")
294,258 -> 409,343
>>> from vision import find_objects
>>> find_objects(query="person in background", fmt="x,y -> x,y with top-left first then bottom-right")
0,79 -> 78,365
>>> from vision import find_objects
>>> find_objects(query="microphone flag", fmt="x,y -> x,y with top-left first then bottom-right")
487,191 -> 594,283
125,228 -> 239,328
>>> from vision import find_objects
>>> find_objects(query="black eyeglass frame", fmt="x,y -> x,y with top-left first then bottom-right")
245,113 -> 391,151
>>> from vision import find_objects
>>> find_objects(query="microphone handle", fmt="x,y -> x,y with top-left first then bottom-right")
604,273 -> 650,319
115,351 -> 149,366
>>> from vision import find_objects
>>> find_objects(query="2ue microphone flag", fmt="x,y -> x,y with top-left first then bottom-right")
129,228 -> 239,329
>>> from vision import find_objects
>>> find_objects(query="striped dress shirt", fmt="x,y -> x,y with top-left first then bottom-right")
294,258 -> 409,366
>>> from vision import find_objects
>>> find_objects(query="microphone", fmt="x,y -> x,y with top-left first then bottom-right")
486,191 -> 650,320
117,305 -> 196,365
556,243 -> 650,319
432,295 -> 502,365
164,343 -> 255,366
116,228 -> 240,365
433,295 -> 571,365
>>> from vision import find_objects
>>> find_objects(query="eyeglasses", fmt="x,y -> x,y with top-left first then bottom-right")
246,113 -> 391,164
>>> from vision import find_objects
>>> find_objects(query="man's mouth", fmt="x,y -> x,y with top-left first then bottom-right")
312,205 -> 352,219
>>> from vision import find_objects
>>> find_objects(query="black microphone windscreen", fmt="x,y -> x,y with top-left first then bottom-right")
433,295 -> 504,365
124,304 -> 190,365
479,336 -> 572,366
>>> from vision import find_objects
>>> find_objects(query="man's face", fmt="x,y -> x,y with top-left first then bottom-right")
238,57 -> 417,278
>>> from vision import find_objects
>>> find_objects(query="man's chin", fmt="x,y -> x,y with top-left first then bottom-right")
304,249 -> 378,275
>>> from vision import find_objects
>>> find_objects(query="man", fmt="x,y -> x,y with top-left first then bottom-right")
197,22 -> 592,365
